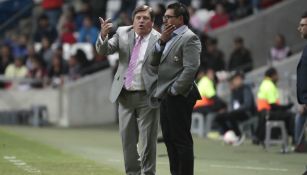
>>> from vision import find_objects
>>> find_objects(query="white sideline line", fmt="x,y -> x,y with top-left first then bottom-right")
3,156 -> 41,173
210,164 -> 288,172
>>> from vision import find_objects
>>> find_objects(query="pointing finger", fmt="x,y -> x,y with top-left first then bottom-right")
99,17 -> 104,24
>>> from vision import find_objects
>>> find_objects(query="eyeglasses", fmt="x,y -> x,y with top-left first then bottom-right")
163,15 -> 178,20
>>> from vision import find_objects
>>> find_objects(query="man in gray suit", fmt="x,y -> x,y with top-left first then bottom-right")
151,2 -> 201,175
96,5 -> 160,175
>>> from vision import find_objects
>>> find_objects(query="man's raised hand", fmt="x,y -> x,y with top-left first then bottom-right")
99,17 -> 112,39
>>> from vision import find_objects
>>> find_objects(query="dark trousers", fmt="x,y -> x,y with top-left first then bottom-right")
215,110 -> 250,137
160,90 -> 197,175
256,110 -> 295,142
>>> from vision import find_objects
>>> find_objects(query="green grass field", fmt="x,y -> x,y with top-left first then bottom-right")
0,125 -> 306,175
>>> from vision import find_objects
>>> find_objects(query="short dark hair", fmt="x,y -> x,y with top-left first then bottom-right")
265,67 -> 277,77
167,2 -> 190,25
234,36 -> 244,44
132,5 -> 155,22
228,71 -> 244,81
302,11 -> 307,18
207,37 -> 218,45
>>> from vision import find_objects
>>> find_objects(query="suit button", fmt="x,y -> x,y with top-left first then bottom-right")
117,76 -> 120,80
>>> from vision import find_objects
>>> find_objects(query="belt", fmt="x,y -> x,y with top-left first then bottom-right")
122,88 -> 146,93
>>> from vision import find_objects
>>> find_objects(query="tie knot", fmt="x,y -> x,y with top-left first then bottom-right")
136,36 -> 143,44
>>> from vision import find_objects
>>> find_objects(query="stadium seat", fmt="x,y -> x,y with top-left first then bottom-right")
264,120 -> 288,153
191,112 -> 216,137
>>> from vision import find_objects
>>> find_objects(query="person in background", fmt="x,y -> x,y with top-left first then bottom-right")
5,57 -> 28,78
270,33 -> 292,63
0,44 -> 13,75
215,71 -> 256,144
205,3 -> 229,31
47,54 -> 67,88
193,68 -> 227,117
78,15 -> 99,45
33,14 -> 58,43
255,67 -> 294,144
201,37 -> 226,72
228,36 -> 253,73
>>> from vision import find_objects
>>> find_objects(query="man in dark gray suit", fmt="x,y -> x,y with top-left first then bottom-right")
296,11 -> 307,151
151,2 -> 201,175
297,11 -> 307,107
96,5 -> 160,175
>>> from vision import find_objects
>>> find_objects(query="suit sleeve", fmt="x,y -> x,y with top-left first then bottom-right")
170,35 -> 201,95
95,30 -> 119,56
299,47 -> 307,103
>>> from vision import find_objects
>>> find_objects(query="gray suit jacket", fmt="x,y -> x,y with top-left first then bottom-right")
96,26 -> 161,103
151,27 -> 201,99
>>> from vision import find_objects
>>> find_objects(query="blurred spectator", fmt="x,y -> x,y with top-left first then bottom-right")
27,55 -> 47,88
201,37 -> 226,72
228,36 -> 253,73
113,0 -> 137,21
232,0 -> 253,21
201,0 -> 215,10
41,0 -> 64,28
255,67 -> 294,144
259,0 -> 282,9
75,0 -> 92,31
5,57 -> 28,78
153,3 -> 166,33
74,49 -> 89,68
188,6 -> 202,34
81,47 -> 110,75
60,23 -> 77,44
25,44 -> 38,72
47,54 -> 67,88
179,0 -> 191,6
205,3 -> 229,31
113,11 -> 133,28
89,0 -> 108,28
215,71 -> 256,140
0,44 -> 13,74
57,5 -> 76,35
38,36 -> 53,66
12,34 -> 29,59
77,15 -> 99,45
67,55 -> 81,81
193,68 -> 227,117
269,33 -> 292,63
33,14 -> 58,43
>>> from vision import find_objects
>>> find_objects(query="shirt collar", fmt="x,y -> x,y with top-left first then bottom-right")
135,32 -> 151,42
173,25 -> 188,36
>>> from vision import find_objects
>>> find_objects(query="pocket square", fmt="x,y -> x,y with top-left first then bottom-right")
173,56 -> 179,62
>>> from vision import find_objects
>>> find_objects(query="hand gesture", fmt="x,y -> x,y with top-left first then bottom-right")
99,17 -> 112,39
159,24 -> 176,44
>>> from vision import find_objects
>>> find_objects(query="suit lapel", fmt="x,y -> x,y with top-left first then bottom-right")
160,33 -> 183,63
143,33 -> 158,65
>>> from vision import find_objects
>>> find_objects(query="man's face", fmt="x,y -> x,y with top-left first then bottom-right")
230,76 -> 242,90
298,18 -> 307,39
163,9 -> 182,28
133,10 -> 153,36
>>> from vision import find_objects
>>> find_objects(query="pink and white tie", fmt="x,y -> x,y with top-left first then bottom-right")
124,36 -> 143,89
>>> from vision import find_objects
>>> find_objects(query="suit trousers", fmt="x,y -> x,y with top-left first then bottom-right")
118,89 -> 159,175
160,89 -> 198,175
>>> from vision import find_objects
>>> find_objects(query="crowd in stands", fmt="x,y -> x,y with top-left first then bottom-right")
0,0 -> 287,90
